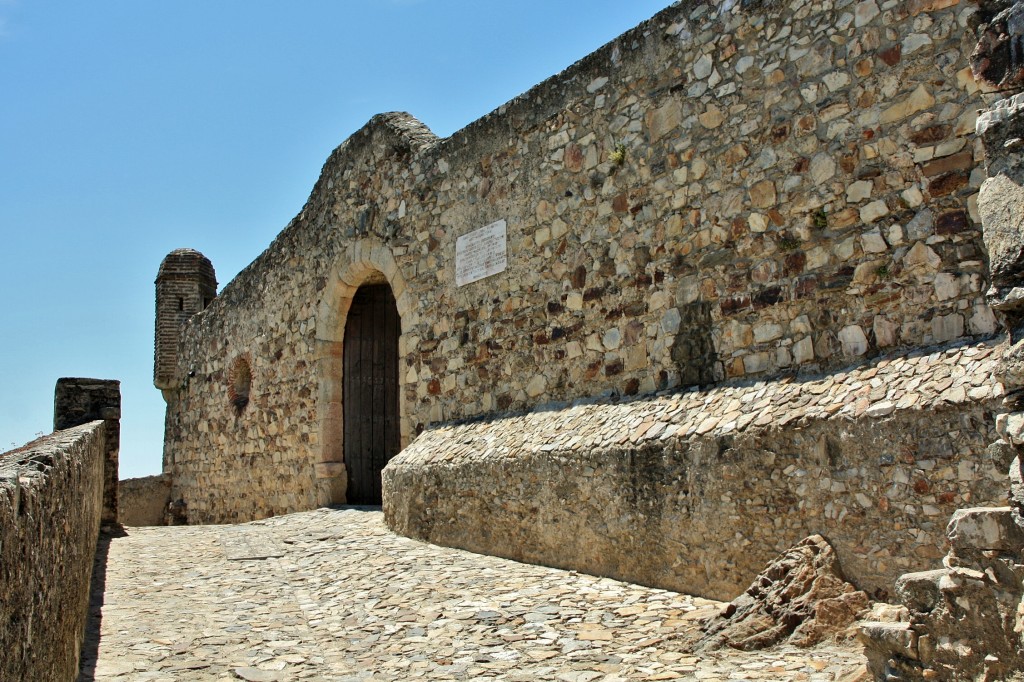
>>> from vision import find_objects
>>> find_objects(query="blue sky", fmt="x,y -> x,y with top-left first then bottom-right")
0,0 -> 670,478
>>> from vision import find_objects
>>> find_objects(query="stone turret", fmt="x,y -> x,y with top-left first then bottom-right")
154,249 -> 216,395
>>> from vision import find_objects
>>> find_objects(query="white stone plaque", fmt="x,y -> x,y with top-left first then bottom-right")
456,219 -> 508,287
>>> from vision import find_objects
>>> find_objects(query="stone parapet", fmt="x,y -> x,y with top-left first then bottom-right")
384,338 -> 1009,601
0,422 -> 106,682
118,474 -> 172,526
54,377 -> 120,524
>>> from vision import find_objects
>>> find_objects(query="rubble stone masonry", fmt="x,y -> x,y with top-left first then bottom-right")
55,377 -> 120,524
163,0 -> 1008,597
387,338 -> 1009,600
0,423 -> 107,682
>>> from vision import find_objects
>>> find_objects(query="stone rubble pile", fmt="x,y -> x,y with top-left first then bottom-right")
858,496 -> 1024,680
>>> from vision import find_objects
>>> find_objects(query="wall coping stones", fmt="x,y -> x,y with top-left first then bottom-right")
391,337 -> 1004,467
0,421 -> 103,473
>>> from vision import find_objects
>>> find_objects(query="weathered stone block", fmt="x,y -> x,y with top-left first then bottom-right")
645,101 -> 682,142
895,569 -> 947,613
859,621 -> 917,659
947,507 -> 1024,554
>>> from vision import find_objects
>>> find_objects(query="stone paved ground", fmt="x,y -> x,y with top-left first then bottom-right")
80,508 -> 869,681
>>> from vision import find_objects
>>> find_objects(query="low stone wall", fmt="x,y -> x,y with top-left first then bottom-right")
0,422 -> 107,682
119,474 -> 171,526
385,339 -> 1009,601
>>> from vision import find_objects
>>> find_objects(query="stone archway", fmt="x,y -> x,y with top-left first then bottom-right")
314,239 -> 414,506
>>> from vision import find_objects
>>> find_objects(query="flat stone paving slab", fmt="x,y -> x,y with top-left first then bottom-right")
80,508 -> 868,681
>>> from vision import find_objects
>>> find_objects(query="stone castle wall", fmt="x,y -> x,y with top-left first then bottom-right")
165,0 -> 998,525
0,423 -> 107,682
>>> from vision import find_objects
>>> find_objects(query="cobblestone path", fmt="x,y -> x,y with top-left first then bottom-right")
79,508 -> 868,681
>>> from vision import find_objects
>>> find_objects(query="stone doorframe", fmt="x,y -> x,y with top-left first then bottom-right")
314,238 -> 415,506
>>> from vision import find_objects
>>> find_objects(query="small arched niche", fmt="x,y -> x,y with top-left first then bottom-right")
228,356 -> 252,415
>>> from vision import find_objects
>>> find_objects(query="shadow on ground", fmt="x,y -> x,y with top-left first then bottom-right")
78,525 -> 127,682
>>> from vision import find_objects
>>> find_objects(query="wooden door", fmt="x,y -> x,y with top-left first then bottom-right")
343,284 -> 400,504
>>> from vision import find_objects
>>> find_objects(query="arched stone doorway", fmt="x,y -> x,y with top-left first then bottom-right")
343,282 -> 401,504
315,238 -> 413,508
